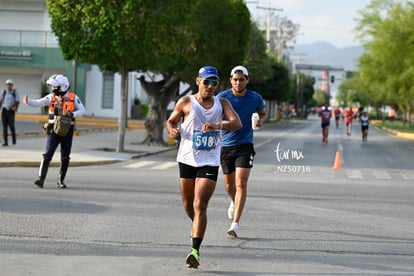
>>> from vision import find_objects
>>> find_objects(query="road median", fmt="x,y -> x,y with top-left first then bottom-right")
371,120 -> 414,140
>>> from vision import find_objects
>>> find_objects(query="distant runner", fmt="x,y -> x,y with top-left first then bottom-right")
343,106 -> 355,136
318,105 -> 332,144
334,106 -> 341,128
360,111 -> 369,142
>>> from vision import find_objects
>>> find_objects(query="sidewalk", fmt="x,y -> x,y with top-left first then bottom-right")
0,116 -> 176,167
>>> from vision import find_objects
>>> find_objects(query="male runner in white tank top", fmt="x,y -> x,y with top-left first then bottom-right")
166,66 -> 241,269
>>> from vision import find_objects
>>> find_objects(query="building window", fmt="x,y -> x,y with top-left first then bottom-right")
102,73 -> 114,109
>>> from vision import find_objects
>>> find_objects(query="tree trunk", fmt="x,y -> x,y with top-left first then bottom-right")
116,71 -> 129,152
375,106 -> 381,120
138,74 -> 180,146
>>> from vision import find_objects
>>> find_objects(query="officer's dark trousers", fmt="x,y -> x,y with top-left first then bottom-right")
43,126 -> 74,162
2,108 -> 16,145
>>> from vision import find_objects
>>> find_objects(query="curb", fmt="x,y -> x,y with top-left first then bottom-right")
0,147 -> 177,167
5,114 -> 176,167
0,160 -> 121,168
372,122 -> 414,141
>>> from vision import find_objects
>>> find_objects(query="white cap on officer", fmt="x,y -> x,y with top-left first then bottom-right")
46,74 -> 70,91
5,79 -> 13,84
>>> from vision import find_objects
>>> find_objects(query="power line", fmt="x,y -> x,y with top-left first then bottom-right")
256,5 -> 283,52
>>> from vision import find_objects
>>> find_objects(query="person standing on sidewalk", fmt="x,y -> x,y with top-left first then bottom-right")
1,79 -> 20,146
166,66 -> 241,269
23,74 -> 85,189
217,65 -> 266,238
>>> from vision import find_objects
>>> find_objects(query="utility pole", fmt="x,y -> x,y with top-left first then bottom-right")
256,4 -> 283,53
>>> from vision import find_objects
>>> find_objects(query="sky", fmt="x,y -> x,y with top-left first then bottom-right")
247,0 -> 373,48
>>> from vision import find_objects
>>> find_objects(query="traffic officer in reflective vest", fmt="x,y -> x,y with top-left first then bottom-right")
23,74 -> 86,188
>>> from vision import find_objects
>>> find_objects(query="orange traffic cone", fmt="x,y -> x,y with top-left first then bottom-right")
333,150 -> 342,170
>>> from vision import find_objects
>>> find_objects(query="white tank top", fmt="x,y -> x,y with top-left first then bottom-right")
177,95 -> 223,167
361,115 -> 369,126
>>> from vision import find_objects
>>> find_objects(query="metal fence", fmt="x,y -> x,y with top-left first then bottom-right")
0,30 -> 58,47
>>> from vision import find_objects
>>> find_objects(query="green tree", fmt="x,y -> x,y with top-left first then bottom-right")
337,73 -> 371,107
138,0 -> 252,145
47,0 -> 251,149
291,73 -> 315,117
312,90 -> 329,107
244,23 -> 273,84
301,75 -> 316,108
355,0 -> 414,125
249,59 -> 291,102
144,0 -> 251,84
47,0 -> 189,150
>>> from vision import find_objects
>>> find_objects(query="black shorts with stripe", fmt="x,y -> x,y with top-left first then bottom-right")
178,162 -> 219,181
220,143 -> 255,174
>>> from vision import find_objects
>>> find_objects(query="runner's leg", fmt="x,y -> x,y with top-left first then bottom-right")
180,178 -> 195,220
232,167 -> 251,224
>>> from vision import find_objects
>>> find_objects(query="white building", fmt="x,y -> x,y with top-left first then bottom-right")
0,0 -> 150,118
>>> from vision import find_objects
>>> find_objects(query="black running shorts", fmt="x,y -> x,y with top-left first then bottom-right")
178,162 -> 219,181
220,143 -> 255,174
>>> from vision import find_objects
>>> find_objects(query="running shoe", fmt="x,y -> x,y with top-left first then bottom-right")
227,222 -> 239,238
186,248 -> 200,268
227,201 -> 234,220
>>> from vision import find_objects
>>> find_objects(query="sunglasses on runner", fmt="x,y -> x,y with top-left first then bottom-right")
200,78 -> 219,87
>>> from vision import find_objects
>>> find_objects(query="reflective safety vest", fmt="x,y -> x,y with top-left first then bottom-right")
48,92 -> 75,124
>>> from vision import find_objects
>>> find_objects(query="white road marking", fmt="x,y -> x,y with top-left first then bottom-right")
151,162 -> 177,170
372,170 -> 391,179
124,161 -> 156,168
400,171 -> 414,180
347,170 -> 363,179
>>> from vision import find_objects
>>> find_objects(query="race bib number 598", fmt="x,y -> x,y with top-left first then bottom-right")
193,130 -> 219,150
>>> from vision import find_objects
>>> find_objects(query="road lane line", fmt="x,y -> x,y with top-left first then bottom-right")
124,161 -> 155,168
347,170 -> 363,179
336,141 -> 344,167
372,170 -> 391,179
400,171 -> 414,180
151,162 -> 177,170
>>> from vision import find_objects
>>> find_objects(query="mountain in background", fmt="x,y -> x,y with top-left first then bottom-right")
292,41 -> 364,71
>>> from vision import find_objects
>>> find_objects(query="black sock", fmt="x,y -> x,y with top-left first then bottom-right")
192,237 -> 202,252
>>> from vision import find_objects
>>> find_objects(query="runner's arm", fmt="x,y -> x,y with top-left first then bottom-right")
219,98 -> 242,131
257,109 -> 266,128
166,96 -> 189,138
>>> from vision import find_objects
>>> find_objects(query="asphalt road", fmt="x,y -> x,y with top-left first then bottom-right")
0,116 -> 413,275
